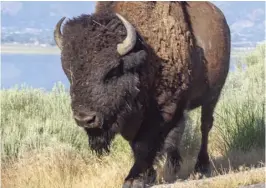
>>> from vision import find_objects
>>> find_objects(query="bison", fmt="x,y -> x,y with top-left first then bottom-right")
54,1 -> 231,187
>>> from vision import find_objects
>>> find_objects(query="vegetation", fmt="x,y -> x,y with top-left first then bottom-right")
1,44 -> 265,188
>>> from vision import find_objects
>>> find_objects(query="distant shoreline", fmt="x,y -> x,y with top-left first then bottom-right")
1,44 -> 251,57
1,44 -> 60,55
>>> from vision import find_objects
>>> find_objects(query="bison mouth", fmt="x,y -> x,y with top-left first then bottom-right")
79,98 -> 144,146
84,106 -> 143,155
81,113 -> 119,155
84,126 -> 116,156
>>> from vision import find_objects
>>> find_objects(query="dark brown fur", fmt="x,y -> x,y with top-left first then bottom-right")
58,1 -> 230,187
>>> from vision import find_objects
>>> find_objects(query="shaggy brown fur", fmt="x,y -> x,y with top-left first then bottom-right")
96,2 -> 195,100
56,1 -> 231,187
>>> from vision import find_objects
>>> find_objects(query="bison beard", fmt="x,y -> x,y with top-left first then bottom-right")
85,127 -> 116,155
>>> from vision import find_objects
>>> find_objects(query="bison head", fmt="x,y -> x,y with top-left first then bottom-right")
54,13 -> 151,154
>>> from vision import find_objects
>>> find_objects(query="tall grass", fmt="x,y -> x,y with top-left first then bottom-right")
212,43 -> 265,154
214,97 -> 264,153
1,44 -> 265,187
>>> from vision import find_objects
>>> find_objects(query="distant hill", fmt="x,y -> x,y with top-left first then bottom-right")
1,1 -> 96,28
212,1 -> 265,48
1,1 -> 265,48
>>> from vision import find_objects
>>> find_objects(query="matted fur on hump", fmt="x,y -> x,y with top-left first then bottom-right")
97,2 -> 195,96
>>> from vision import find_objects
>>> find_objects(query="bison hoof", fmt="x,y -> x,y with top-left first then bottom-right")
122,178 -> 146,188
144,168 -> 157,185
194,161 -> 211,177
163,161 -> 180,183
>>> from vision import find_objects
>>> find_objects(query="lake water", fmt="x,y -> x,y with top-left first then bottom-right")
1,53 -> 237,90
1,53 -> 70,90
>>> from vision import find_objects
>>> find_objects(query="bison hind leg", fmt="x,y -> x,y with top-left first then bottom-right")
194,94 -> 220,176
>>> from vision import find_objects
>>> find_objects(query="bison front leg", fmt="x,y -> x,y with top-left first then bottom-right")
123,140 -> 159,188
123,104 -> 164,188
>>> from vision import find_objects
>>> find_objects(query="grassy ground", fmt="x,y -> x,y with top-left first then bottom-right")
153,167 -> 265,188
1,44 -> 265,188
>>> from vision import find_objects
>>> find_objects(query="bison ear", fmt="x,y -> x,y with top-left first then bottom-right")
122,50 -> 147,72
103,60 -> 124,83
103,50 -> 147,83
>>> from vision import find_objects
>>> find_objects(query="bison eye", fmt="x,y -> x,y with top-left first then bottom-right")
103,60 -> 124,82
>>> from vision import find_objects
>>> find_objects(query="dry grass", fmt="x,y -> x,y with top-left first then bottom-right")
2,147 -> 264,188
2,143 -> 132,188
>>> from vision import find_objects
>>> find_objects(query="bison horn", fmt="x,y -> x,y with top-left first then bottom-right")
54,17 -> 66,50
116,13 -> 137,56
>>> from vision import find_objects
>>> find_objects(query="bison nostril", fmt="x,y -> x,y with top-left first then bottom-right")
85,115 -> 96,124
76,114 -> 96,123
74,112 -> 99,128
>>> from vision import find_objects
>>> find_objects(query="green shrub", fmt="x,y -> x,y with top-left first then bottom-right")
215,97 -> 264,153
213,43 -> 265,154
1,83 -> 89,162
